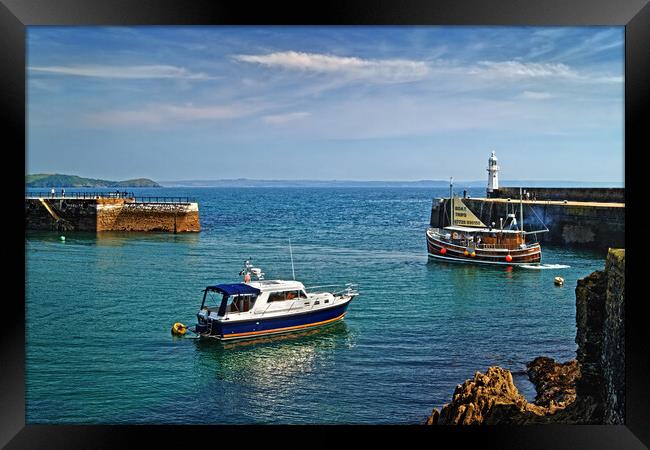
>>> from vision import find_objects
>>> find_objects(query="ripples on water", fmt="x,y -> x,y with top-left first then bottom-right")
25,187 -> 607,424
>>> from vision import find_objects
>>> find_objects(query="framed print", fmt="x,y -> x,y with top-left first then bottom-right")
3,0 -> 648,447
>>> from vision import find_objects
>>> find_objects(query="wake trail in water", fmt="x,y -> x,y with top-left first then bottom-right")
519,264 -> 571,270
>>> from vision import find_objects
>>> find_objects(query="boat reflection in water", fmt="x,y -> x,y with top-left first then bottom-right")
192,320 -> 353,388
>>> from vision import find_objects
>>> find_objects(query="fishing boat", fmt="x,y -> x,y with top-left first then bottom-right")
426,184 -> 547,265
190,260 -> 358,341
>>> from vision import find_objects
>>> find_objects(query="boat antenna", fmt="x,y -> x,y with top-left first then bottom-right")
289,238 -> 296,280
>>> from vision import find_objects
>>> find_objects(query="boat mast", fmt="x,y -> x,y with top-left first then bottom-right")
449,177 -> 454,227
519,187 -> 524,233
289,238 -> 296,280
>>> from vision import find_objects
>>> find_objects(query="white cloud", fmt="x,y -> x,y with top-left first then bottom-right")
86,104 -> 251,126
518,91 -> 554,100
468,60 -> 622,84
262,111 -> 310,124
471,61 -> 578,79
233,51 -> 429,83
29,65 -> 213,80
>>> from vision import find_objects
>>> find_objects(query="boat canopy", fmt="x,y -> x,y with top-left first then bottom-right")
206,283 -> 261,296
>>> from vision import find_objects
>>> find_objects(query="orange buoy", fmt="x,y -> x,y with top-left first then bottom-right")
505,254 -> 513,262
464,249 -> 469,256
244,273 -> 251,282
470,251 -> 476,257
440,247 -> 447,255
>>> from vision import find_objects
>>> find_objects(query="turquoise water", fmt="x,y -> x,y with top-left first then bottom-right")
25,187 -> 607,424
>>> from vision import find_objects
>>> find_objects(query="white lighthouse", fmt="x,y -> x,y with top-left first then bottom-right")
487,151 -> 499,194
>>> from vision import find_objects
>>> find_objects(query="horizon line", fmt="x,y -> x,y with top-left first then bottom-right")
158,178 -> 623,183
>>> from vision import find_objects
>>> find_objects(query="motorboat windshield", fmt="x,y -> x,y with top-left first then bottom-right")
201,283 -> 261,316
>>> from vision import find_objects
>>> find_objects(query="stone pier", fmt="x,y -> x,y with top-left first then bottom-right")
25,195 -> 200,233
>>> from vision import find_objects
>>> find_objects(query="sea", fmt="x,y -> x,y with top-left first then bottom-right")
25,187 -> 607,424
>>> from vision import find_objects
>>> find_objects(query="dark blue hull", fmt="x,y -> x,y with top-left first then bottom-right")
195,299 -> 351,341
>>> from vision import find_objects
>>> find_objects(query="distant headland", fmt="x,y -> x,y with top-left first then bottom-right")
26,174 -> 160,188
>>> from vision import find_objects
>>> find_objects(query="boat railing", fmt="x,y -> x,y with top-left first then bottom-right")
431,228 -> 539,251
306,283 -> 359,297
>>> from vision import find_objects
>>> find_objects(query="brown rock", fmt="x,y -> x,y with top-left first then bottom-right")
526,357 -> 580,408
432,366 -> 532,425
425,408 -> 439,425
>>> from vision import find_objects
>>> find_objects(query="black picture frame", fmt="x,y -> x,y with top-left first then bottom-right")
3,0 -> 648,447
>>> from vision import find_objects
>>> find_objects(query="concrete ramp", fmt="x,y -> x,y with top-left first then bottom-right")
37,198 -> 73,230
38,198 -> 62,221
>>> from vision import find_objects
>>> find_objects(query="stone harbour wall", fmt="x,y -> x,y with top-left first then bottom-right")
599,248 -> 625,423
25,197 -> 200,233
489,187 -> 624,203
25,198 -> 97,231
96,199 -> 200,232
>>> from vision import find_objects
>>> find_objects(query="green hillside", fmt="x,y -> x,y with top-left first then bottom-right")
26,174 -> 161,188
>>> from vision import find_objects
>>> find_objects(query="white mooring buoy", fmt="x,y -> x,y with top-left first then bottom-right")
554,276 -> 564,286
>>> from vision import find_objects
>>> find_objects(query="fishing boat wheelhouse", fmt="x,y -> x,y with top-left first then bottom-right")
192,261 -> 358,341
426,188 -> 545,265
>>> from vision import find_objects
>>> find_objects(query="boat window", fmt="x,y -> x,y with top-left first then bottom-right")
268,290 -> 303,302
227,295 -> 257,313
202,290 -> 222,311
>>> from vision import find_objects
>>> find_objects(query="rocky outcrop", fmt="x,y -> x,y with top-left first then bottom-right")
426,248 -> 625,425
428,367 -> 535,425
426,359 -> 581,425
526,356 -> 579,408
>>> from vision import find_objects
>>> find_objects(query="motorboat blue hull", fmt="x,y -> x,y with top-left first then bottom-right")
194,299 -> 351,341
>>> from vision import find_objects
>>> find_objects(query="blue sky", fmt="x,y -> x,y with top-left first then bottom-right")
27,26 -> 624,182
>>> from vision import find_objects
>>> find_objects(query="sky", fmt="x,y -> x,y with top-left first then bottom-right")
27,26 -> 624,182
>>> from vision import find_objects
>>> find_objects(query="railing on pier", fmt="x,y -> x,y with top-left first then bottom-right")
131,196 -> 197,204
25,192 -> 197,204
26,191 -> 135,199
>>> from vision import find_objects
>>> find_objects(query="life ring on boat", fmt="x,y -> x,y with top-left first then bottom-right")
171,322 -> 187,336
452,232 -> 459,240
